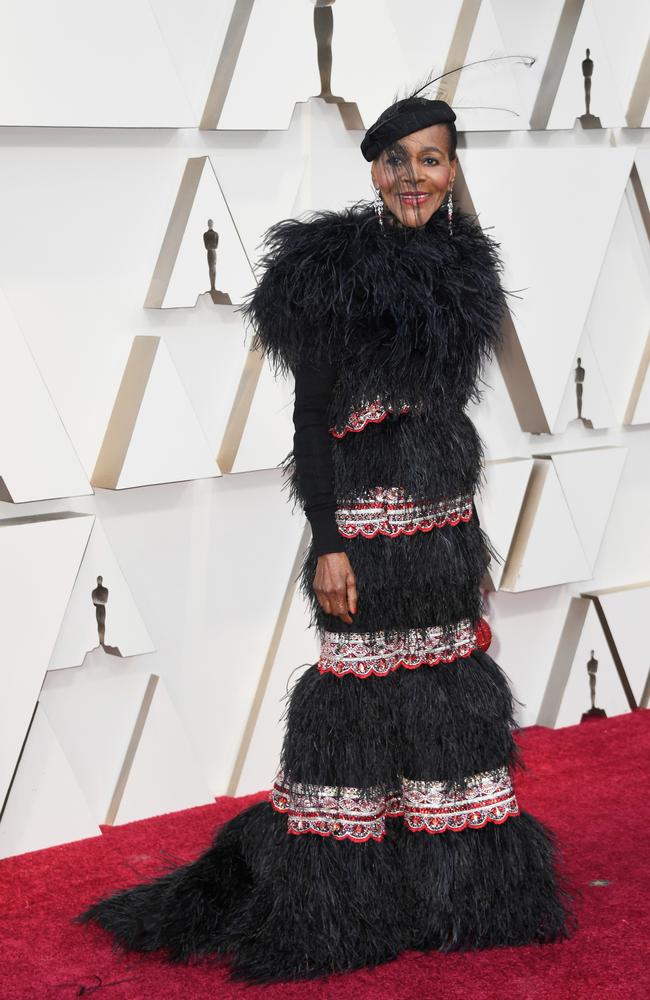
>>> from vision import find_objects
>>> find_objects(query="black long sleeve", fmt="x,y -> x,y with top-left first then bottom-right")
292,359 -> 345,557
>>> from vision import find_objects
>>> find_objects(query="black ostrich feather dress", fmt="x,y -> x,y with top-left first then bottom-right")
77,199 -> 576,983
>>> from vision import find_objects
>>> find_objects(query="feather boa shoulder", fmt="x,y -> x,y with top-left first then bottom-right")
238,199 -> 511,399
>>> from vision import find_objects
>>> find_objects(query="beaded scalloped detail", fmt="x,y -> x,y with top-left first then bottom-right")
270,774 -> 387,843
335,487 -> 473,539
388,767 -> 519,834
270,766 -> 518,842
329,399 -> 412,438
318,618 -> 487,678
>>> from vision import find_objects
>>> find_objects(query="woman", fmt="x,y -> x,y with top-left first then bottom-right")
78,94 -> 576,983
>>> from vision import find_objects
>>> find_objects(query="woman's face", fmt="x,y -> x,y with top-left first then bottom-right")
371,123 -> 457,228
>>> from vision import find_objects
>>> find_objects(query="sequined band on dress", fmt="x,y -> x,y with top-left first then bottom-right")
329,399 -> 412,438
335,486 -> 473,539
318,617 -> 492,678
270,766 -> 519,843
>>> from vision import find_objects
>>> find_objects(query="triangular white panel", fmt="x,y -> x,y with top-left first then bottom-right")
49,519 -> 154,668
147,0 -> 235,124
40,654 -> 153,822
555,603 -> 630,727
231,360 -> 295,474
461,147 -> 635,432
0,288 -> 91,502
554,332 -> 614,432
468,360 -> 534,463
547,3 -> 626,129
113,678 -> 213,825
0,514 -> 93,803
452,0 -> 527,132
216,0 -> 319,130
162,297 -> 250,449
0,1 -> 194,127
476,458 -> 533,590
596,586 -> 650,704
581,187 -> 650,426
591,0 -> 650,124
236,550 -> 318,796
149,156 -> 255,309
551,447 -> 627,571
489,0 -> 567,126
117,338 -> 219,489
0,705 -> 99,860
507,460 -> 592,592
330,0 -> 447,129
213,151 -> 306,268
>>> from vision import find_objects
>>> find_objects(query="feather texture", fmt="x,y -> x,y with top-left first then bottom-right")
239,198 -> 510,415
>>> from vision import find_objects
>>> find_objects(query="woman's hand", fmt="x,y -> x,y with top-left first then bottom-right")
313,552 -> 358,625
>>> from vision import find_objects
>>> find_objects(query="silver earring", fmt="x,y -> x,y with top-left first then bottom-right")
447,186 -> 454,236
372,185 -> 385,231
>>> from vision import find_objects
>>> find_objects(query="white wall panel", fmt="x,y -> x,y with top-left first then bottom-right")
48,519 -> 154,669
146,156 -> 255,309
0,288 -> 91,503
555,603 -> 630,727
40,656 -> 154,822
461,146 -> 635,432
217,0 -> 319,130
550,447 -> 627,570
114,337 -> 219,488
0,706 -> 99,860
0,1 -> 194,127
112,677 -> 213,825
595,584 -> 650,703
0,513 -> 93,803
235,576 -> 317,796
477,458 -> 533,590
548,2 -> 626,129
591,0 -> 650,124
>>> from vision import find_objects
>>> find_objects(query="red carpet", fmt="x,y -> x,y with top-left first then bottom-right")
1,710 -> 648,1000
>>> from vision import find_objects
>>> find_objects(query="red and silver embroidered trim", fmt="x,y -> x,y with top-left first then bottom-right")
388,767 -> 520,834
329,399 -> 412,438
270,773 -> 387,842
335,487 -> 473,539
318,618 -> 480,678
270,766 -> 519,842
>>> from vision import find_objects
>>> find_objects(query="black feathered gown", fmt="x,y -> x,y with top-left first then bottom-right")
77,201 -> 576,982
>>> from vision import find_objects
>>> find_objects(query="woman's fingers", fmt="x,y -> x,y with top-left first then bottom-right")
346,573 -> 358,616
313,552 -> 358,624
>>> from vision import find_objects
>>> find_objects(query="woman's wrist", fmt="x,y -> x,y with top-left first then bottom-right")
308,508 -> 345,557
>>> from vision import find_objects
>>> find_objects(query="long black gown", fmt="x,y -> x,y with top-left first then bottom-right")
77,200 -> 576,982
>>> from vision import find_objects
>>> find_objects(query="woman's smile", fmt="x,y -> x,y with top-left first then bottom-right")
399,192 -> 431,207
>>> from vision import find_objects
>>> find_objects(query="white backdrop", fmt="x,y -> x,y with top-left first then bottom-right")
1,0 -> 649,858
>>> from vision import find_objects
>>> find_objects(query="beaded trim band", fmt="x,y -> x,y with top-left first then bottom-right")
270,774 -> 387,843
329,399 -> 412,438
389,767 -> 519,834
335,486 -> 473,539
318,617 -> 492,678
270,765 -> 519,843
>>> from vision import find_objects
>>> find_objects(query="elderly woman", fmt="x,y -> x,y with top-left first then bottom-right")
78,95 -> 575,983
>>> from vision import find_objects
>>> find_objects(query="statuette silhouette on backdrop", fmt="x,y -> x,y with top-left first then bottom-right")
573,357 -> 594,428
577,48 -> 602,129
581,648 -> 607,721
91,575 -> 122,657
312,0 -> 363,128
203,219 -> 232,305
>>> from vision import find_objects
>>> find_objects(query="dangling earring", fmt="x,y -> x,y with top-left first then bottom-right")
447,184 -> 454,236
372,185 -> 385,231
